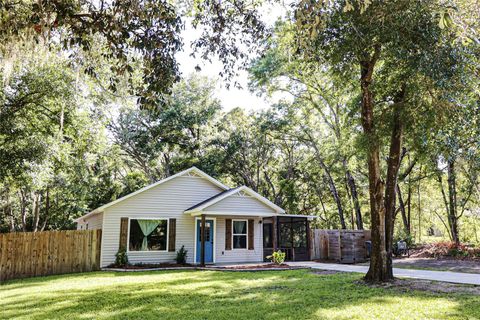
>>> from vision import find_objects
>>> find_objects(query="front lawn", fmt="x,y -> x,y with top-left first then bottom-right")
1,270 -> 479,319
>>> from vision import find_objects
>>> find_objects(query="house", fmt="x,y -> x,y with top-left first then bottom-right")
75,167 -> 315,267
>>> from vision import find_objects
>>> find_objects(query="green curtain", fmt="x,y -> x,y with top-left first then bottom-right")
137,220 -> 162,251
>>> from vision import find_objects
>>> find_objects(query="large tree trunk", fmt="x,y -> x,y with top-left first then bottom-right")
359,47 -> 392,282
3,191 -> 15,232
19,190 -> 28,232
447,159 -> 460,245
41,187 -> 50,231
323,163 -> 346,229
341,157 -> 363,229
33,192 -> 42,232
396,184 -> 410,234
397,151 -> 413,236
417,166 -> 422,242
384,94 -> 405,280
311,143 -> 347,229
406,159 -> 413,236
345,168 -> 363,229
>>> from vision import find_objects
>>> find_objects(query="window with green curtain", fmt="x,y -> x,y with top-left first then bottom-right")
129,219 -> 168,251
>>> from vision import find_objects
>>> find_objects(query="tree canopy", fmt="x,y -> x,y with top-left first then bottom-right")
0,0 -> 479,283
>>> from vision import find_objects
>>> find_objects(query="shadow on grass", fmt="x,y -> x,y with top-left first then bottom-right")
1,270 -> 479,320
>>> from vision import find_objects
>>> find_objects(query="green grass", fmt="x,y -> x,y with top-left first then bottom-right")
1,270 -> 479,320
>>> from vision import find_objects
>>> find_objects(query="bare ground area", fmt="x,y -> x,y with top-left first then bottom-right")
311,269 -> 346,275
360,278 -> 480,295
312,269 -> 480,295
357,257 -> 480,273
392,257 -> 480,274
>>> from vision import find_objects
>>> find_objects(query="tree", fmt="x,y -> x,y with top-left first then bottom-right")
1,0 -> 183,107
110,74 -> 221,181
430,101 -> 480,244
209,106 -> 327,218
0,53 -> 128,231
1,0 -> 267,108
249,23 -> 364,229
292,0 -> 473,281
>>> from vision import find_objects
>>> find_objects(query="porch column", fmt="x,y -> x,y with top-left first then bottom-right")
306,219 -> 312,260
272,216 -> 278,252
200,214 -> 206,267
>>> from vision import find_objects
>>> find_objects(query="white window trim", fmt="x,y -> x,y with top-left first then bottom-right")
232,219 -> 249,250
126,217 -> 169,253
193,217 -> 217,264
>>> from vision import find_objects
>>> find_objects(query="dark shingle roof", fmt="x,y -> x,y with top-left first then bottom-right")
185,187 -> 240,211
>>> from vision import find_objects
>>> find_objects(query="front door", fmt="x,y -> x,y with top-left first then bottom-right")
196,219 -> 214,263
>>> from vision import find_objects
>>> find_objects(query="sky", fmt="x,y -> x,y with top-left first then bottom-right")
176,4 -> 290,112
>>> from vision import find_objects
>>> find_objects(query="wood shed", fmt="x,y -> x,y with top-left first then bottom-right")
312,229 -> 371,263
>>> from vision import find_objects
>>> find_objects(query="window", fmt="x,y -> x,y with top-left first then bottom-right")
129,219 -> 168,251
232,220 -> 247,249
198,221 -> 211,242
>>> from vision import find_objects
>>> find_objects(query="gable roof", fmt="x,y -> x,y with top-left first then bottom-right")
185,187 -> 240,211
184,185 -> 285,214
74,167 -> 229,222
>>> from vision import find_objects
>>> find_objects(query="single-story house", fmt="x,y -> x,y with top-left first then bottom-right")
75,167 -> 316,267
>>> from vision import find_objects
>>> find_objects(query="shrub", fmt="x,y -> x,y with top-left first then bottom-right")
176,245 -> 188,264
268,250 -> 286,265
115,248 -> 129,266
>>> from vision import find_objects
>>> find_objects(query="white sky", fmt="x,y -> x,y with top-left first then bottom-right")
176,4 -> 289,112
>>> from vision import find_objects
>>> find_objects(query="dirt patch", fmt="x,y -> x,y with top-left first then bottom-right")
359,278 -> 480,295
357,257 -> 480,273
393,257 -> 480,274
311,270 -> 344,275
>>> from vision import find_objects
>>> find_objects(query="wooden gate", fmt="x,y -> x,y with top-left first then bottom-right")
312,229 -> 371,263
0,229 -> 102,282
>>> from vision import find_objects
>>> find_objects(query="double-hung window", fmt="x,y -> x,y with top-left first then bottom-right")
129,219 -> 168,251
232,220 -> 248,249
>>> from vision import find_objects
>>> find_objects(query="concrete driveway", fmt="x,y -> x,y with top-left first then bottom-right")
288,261 -> 480,285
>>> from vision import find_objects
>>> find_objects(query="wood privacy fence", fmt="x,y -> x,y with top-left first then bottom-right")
0,229 -> 102,282
312,229 -> 371,263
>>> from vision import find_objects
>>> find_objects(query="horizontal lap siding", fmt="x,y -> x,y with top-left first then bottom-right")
215,216 -> 263,263
101,176 -> 223,267
205,194 -> 276,213
76,213 -> 103,230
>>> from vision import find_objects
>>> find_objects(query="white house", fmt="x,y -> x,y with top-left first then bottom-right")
75,167 -> 315,267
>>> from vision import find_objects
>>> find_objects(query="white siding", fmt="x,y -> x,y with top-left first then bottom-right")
76,213 -> 103,230
204,193 -> 276,214
214,216 -> 263,263
100,176 -> 223,267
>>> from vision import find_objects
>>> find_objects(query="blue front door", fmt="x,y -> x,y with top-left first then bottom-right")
196,219 -> 214,263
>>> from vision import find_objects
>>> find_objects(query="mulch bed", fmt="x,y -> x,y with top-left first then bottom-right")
208,264 -> 308,272
104,263 -> 307,272
217,263 -> 292,270
106,263 -> 194,269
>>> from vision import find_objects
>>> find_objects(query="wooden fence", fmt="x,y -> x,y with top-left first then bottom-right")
0,229 -> 102,282
312,229 -> 371,263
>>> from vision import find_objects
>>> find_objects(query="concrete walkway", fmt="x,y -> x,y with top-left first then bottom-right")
288,261 -> 480,285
